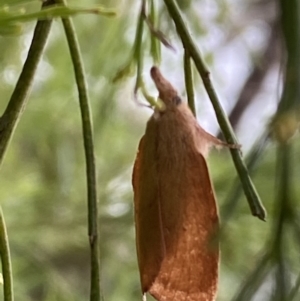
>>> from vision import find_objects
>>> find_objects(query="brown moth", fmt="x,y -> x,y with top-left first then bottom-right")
132,67 -> 231,301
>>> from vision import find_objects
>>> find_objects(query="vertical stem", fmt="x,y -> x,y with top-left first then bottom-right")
273,0 -> 300,143
272,142 -> 292,300
0,0 -> 53,166
0,3 -> 53,299
55,1 -> 101,300
0,207 -> 13,301
288,271 -> 300,301
278,0 -> 300,113
134,0 -> 146,92
232,252 -> 271,301
183,49 -> 196,116
149,0 -> 161,64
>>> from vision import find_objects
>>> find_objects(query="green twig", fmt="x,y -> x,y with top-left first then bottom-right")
149,0 -> 161,63
272,142 -> 292,300
133,0 -> 146,93
112,1 -> 144,85
0,0 -> 53,166
0,2 -> 53,301
0,207 -> 13,301
288,271 -> 300,301
183,49 -> 196,116
232,252 -> 271,301
272,0 -> 300,144
163,0 -> 266,220
54,1 -> 101,300
221,131 -> 270,223
277,0 -> 300,113
132,0 -> 165,111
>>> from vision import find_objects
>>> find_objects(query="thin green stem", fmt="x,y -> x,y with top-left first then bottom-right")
277,0 -> 300,113
0,0 -> 53,166
134,0 -> 146,92
0,3 -> 53,300
288,271 -> 300,301
183,49 -> 196,116
112,1 -> 145,83
0,207 -> 13,301
55,1 -> 101,300
272,142 -> 292,300
232,252 -> 271,301
221,131 -> 270,223
272,0 -> 300,143
149,0 -> 161,64
163,0 -> 266,220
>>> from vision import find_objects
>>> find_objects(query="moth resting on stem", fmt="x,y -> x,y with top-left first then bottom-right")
132,67 -> 239,301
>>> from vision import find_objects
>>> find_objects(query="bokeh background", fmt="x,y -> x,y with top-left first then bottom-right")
0,0 -> 299,301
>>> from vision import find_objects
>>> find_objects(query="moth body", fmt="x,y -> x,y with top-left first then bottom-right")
132,67 -> 220,301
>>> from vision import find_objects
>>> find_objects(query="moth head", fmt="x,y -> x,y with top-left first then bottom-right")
150,66 -> 182,108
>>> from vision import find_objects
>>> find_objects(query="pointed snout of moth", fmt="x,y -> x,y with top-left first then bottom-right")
150,66 -> 179,107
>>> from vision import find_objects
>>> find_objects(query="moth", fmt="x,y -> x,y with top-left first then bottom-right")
132,67 -> 234,301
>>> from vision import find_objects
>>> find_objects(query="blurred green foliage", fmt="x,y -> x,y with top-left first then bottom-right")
0,0 -> 299,301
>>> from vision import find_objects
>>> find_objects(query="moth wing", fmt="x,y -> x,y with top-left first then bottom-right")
132,126 -> 166,293
133,113 -> 219,301
149,148 -> 219,301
